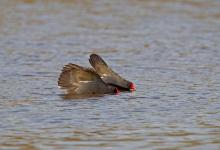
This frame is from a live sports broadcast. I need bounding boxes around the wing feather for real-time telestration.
[89,54,131,90]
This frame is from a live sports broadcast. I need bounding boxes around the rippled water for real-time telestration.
[0,0,220,149]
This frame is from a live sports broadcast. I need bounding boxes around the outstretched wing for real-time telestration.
[58,63,113,94]
[89,54,132,90]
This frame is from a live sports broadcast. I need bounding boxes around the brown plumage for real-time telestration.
[58,63,118,95]
[89,54,135,91]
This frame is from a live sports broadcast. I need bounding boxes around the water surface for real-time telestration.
[0,0,220,149]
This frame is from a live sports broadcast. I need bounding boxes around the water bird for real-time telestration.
[58,54,135,95]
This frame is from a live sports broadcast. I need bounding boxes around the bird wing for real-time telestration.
[89,54,131,90]
[58,63,107,93]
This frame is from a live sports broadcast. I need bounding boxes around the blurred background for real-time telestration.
[0,0,220,149]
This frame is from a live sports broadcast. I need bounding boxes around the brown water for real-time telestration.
[0,0,220,149]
